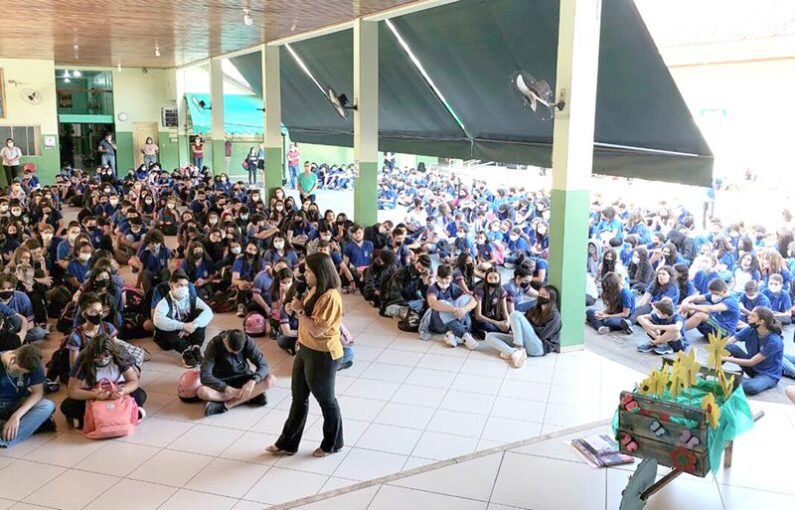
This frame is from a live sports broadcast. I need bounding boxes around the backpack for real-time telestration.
[56,301,79,334]
[244,312,267,337]
[207,289,238,314]
[0,316,21,351]
[177,370,202,402]
[83,379,139,439]
[397,309,421,332]
[122,285,146,314]
[118,312,149,341]
[47,286,72,318]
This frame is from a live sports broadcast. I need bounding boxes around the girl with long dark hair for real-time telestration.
[268,253,344,458]
[586,272,635,334]
[472,267,509,338]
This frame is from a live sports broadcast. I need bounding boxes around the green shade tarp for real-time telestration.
[185,93,287,135]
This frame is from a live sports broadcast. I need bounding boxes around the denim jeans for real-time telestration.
[629,303,653,323]
[783,353,795,379]
[515,300,535,313]
[143,155,157,167]
[725,343,779,396]
[422,295,473,339]
[586,309,625,331]
[484,310,545,357]
[341,346,354,365]
[193,156,203,169]
[101,154,116,176]
[288,165,298,189]
[25,326,49,343]
[0,398,56,448]
[276,344,343,454]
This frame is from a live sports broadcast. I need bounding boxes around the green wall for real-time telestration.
[115,131,134,174]
[158,132,180,170]
[3,134,61,187]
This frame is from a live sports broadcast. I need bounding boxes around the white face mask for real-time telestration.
[320,235,332,242]
[79,253,92,262]
[509,235,519,242]
[631,255,640,264]
[231,247,242,255]
[273,241,285,250]
[173,287,189,300]
[437,282,450,291]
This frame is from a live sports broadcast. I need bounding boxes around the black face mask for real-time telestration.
[0,290,13,300]
[94,279,109,289]
[537,297,551,306]
[748,322,760,330]
[86,314,102,325]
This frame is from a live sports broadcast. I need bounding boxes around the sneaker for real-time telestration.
[462,333,478,350]
[247,393,268,407]
[620,319,634,335]
[337,361,354,371]
[236,304,246,317]
[597,326,610,335]
[43,378,60,394]
[190,345,203,364]
[636,342,655,353]
[420,330,432,342]
[500,352,511,360]
[444,331,458,348]
[397,307,409,321]
[137,408,147,422]
[510,349,527,368]
[205,401,228,416]
[182,349,198,368]
[653,344,674,355]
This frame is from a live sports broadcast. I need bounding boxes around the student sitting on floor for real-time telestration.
[586,272,635,335]
[761,273,792,325]
[737,280,770,328]
[472,267,509,338]
[679,277,740,338]
[419,264,479,349]
[362,250,396,308]
[198,330,276,416]
[484,283,561,368]
[722,307,787,396]
[629,265,679,323]
[636,297,687,355]
[0,345,56,448]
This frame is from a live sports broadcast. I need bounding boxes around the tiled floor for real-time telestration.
[0,292,651,509]
[282,401,795,510]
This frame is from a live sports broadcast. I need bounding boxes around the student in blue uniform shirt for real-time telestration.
[594,206,624,241]
[738,280,771,327]
[134,230,171,292]
[627,212,651,244]
[636,298,687,355]
[629,266,680,323]
[386,227,411,268]
[232,242,266,317]
[503,266,538,314]
[419,264,479,348]
[340,224,373,292]
[690,254,721,295]
[263,233,299,274]
[0,275,47,343]
[66,241,94,290]
[761,273,792,325]
[586,272,635,334]
[0,345,56,448]
[723,307,786,395]
[680,278,740,338]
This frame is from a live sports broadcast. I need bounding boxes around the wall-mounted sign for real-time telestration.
[44,135,56,149]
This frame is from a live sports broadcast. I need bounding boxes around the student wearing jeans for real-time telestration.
[722,307,788,396]
[485,284,561,368]
[419,264,479,349]
[679,277,740,337]
[586,272,635,335]
[0,345,56,448]
[267,253,345,458]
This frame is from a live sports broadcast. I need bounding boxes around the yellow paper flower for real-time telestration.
[676,348,702,390]
[704,332,730,372]
[669,358,684,398]
[718,369,735,398]
[701,393,721,429]
[652,366,670,397]
[637,374,655,395]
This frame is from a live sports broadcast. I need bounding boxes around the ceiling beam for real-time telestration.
[362,0,461,22]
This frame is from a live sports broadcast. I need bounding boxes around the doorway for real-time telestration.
[59,123,114,170]
[133,122,158,168]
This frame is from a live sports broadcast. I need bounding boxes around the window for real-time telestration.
[0,126,41,156]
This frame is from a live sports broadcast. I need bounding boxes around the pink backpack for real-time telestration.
[340,323,354,346]
[177,370,202,402]
[244,312,267,337]
[83,379,139,439]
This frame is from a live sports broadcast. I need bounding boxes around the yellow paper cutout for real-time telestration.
[704,332,731,372]
[701,393,721,429]
[676,348,701,390]
[718,369,735,398]
[668,358,684,398]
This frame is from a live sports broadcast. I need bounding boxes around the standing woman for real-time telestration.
[245,147,259,187]
[267,253,344,458]
[1,138,23,185]
[192,135,204,169]
[141,137,159,167]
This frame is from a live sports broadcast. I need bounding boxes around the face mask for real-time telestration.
[252,196,260,202]
[320,235,332,242]
[710,294,723,303]
[476,239,485,245]
[42,233,53,242]
[150,243,161,252]
[509,235,519,242]
[173,287,189,300]
[95,358,112,368]
[193,250,203,258]
[79,253,92,262]
[11,210,21,217]
[0,290,13,300]
[631,256,640,265]
[168,204,176,209]
[520,282,531,289]
[145,199,153,205]
[537,297,551,306]
[94,279,109,288]
[0,206,7,213]
[209,218,218,225]
[240,215,249,220]
[437,283,450,291]
[748,321,760,330]
[231,247,242,255]
[276,206,284,211]
[246,251,257,258]
[86,314,102,325]
[537,229,547,236]
[110,200,118,206]
[273,241,285,250]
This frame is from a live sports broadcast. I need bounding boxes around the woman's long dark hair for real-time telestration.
[79,333,128,387]
[673,263,691,300]
[662,242,679,266]
[304,253,341,316]
[649,266,674,296]
[271,267,295,303]
[600,249,617,278]
[753,306,783,335]
[526,283,559,325]
[477,267,504,320]
[601,272,623,313]
[455,252,475,289]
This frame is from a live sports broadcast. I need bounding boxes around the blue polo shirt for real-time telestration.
[232,256,265,281]
[620,288,636,313]
[67,259,91,283]
[649,312,687,351]
[0,291,34,321]
[650,284,680,305]
[740,293,771,315]
[264,249,299,270]
[693,270,721,295]
[343,241,374,268]
[733,327,784,382]
[711,294,740,334]
[137,245,171,274]
[427,283,465,303]
[0,352,45,401]
[762,289,792,314]
[252,270,274,297]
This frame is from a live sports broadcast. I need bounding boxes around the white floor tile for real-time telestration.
[167,424,244,456]
[452,373,504,395]
[389,384,447,408]
[481,416,542,443]
[274,445,350,476]
[404,367,457,389]
[427,409,488,438]
[303,417,370,447]
[417,353,467,373]
[606,468,725,510]
[490,396,546,423]
[74,441,160,477]
[368,485,488,510]
[83,479,177,510]
[120,417,194,448]
[358,362,413,383]
[160,489,238,510]
[23,469,119,510]
[543,402,601,428]
[459,358,509,378]
[251,408,317,435]
[498,380,550,402]
[244,466,328,505]
[128,448,214,487]
[219,431,281,465]
[375,402,435,430]
[336,395,386,422]
[0,459,65,501]
[333,448,408,481]
[439,391,497,415]
[23,431,105,467]
[184,458,271,498]
[375,348,425,367]
[291,486,379,510]
[391,452,503,501]
[720,484,795,510]
[357,423,423,455]
[343,379,400,401]
[411,431,479,460]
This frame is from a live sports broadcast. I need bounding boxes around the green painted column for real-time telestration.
[547,0,602,350]
[265,147,283,192]
[262,45,283,198]
[158,132,179,170]
[211,139,226,175]
[353,19,379,226]
[116,131,134,174]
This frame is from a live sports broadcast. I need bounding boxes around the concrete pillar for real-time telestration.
[210,57,225,173]
[262,45,283,196]
[353,19,379,226]
[548,0,602,350]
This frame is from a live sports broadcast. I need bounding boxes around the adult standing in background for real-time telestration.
[245,147,259,187]
[224,138,233,173]
[257,143,266,185]
[287,143,300,189]
[297,162,318,203]
[97,132,117,176]
[1,138,22,186]
[141,137,159,168]
[192,135,204,169]
[267,253,344,457]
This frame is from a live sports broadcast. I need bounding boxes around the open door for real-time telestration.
[132,122,158,168]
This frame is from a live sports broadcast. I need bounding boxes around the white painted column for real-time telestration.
[262,45,283,196]
[353,18,379,225]
[209,57,226,173]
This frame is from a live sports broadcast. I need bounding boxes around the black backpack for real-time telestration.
[47,286,72,318]
[397,309,421,333]
[56,301,79,334]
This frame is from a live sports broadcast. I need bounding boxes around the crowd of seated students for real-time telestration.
[3,160,795,451]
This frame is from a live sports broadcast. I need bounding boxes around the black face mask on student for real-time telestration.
[0,290,13,300]
[86,314,102,325]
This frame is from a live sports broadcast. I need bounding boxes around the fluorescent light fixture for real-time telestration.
[72,70,82,77]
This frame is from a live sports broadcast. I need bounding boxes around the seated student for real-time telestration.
[153,270,214,368]
[66,240,94,290]
[484,283,562,367]
[380,253,432,318]
[472,267,509,338]
[723,307,786,396]
[761,273,792,325]
[0,274,48,343]
[474,231,498,278]
[627,246,655,294]
[419,264,479,349]
[504,265,538,314]
[738,280,771,327]
[63,292,119,368]
[268,268,295,333]
[636,298,687,355]
[362,250,396,308]
[452,253,476,295]
[629,266,679,323]
[133,230,171,292]
[232,241,266,317]
[60,334,146,429]
[340,224,374,293]
[198,330,276,416]
[690,254,721,295]
[731,253,761,293]
[263,233,299,274]
[181,240,217,300]
[679,278,740,338]
[0,345,56,448]
[276,286,300,355]
[673,263,696,303]
[586,272,635,335]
